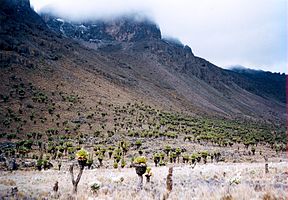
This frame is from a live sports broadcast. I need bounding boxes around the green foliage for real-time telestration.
[113,161,118,169]
[135,140,142,148]
[90,183,101,193]
[146,167,151,173]
[32,92,48,103]
[36,159,43,167]
[201,151,209,158]
[175,147,181,155]
[133,156,147,164]
[121,159,126,168]
[7,134,16,140]
[87,158,93,165]
[191,153,199,163]
[76,148,89,160]
[67,147,76,154]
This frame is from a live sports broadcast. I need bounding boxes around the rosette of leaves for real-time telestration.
[133,156,147,165]
[90,183,101,194]
[153,153,160,167]
[120,140,129,155]
[251,146,256,155]
[182,153,189,163]
[113,161,118,169]
[57,146,65,153]
[100,147,106,156]
[146,167,152,174]
[164,145,171,156]
[214,152,221,162]
[159,159,166,166]
[93,145,101,152]
[201,151,209,164]
[191,153,198,164]
[108,150,113,159]
[87,154,94,169]
[121,158,126,168]
[108,146,115,151]
[42,159,49,170]
[145,167,152,182]
[133,156,147,177]
[67,147,76,155]
[76,148,89,167]
[97,154,104,167]
[169,152,177,163]
[135,140,142,149]
[175,147,181,163]
[113,148,122,163]
[36,159,43,171]
[159,152,165,160]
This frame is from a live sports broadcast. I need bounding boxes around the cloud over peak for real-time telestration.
[31,0,287,73]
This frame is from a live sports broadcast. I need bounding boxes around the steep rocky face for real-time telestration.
[0,0,46,29]
[42,15,161,43]
[230,67,286,103]
[1,0,31,10]
[41,13,286,105]
[0,0,49,69]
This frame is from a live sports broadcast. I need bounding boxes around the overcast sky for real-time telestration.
[30,0,287,73]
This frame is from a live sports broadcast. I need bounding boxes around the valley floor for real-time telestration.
[0,161,287,200]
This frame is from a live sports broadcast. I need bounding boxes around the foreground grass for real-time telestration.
[0,161,287,199]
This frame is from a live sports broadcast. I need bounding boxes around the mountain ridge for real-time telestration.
[0,0,285,129]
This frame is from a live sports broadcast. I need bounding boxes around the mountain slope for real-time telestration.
[40,12,285,122]
[229,66,286,103]
[0,0,286,134]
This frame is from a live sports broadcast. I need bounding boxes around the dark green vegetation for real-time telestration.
[0,76,285,169]
[0,0,286,170]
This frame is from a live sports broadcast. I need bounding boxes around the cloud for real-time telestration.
[30,0,287,73]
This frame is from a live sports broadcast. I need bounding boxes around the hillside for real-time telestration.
[0,1,287,199]
[0,0,286,144]
[40,12,286,123]
[229,66,286,103]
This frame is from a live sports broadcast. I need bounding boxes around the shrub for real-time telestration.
[191,153,199,164]
[251,146,256,155]
[201,151,209,164]
[67,147,76,154]
[134,156,147,164]
[164,145,171,156]
[182,154,189,163]
[113,161,118,169]
[7,134,16,140]
[143,164,149,170]
[135,140,142,148]
[76,148,89,160]
[90,183,101,193]
[153,153,160,166]
[36,159,43,170]
[121,159,126,168]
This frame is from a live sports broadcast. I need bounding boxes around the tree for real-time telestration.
[70,148,89,194]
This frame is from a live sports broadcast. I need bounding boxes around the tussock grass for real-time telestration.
[0,161,287,199]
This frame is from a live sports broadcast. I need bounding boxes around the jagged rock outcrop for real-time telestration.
[42,15,161,43]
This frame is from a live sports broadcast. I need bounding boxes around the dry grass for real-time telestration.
[0,161,287,200]
[0,178,16,186]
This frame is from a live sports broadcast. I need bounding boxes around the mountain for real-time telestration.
[229,66,286,103]
[0,0,286,140]
[40,12,286,121]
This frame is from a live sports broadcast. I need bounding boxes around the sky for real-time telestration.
[30,0,287,73]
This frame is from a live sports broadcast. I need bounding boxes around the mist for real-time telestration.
[30,0,287,73]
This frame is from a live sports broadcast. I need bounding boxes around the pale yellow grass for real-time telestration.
[0,161,287,200]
